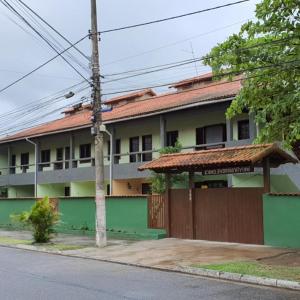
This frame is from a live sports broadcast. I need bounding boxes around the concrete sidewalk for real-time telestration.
[2,229,300,290]
[65,238,289,269]
[0,229,288,269]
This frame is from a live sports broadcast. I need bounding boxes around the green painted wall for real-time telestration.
[233,174,299,192]
[59,197,148,232]
[37,183,68,198]
[115,117,161,164]
[0,196,165,239]
[171,173,227,189]
[59,198,95,232]
[263,194,300,248]
[70,181,95,197]
[58,197,165,239]
[106,197,148,230]
[8,186,34,198]
[270,175,299,193]
[0,199,35,228]
[166,109,226,148]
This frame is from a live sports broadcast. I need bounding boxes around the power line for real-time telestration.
[0,34,89,94]
[0,98,91,137]
[4,63,298,137]
[102,59,204,84]
[0,86,89,126]
[100,0,250,34]
[103,58,201,77]
[0,84,89,127]
[0,68,77,80]
[101,35,298,84]
[1,9,40,41]
[1,0,90,83]
[3,0,90,78]
[102,59,300,97]
[17,0,90,61]
[11,0,90,73]
[0,81,86,120]
[102,18,253,67]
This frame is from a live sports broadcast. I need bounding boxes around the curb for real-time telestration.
[176,266,300,291]
[1,243,300,292]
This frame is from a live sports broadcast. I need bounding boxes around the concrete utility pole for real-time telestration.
[90,0,106,247]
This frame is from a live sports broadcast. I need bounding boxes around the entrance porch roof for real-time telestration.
[138,143,298,173]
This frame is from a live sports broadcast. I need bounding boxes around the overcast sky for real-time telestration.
[0,0,260,131]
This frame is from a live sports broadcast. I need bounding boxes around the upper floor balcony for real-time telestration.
[0,103,257,186]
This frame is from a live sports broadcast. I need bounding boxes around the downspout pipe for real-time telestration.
[25,138,37,198]
[105,129,113,196]
[99,125,113,195]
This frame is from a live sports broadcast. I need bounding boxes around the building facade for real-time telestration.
[0,74,298,198]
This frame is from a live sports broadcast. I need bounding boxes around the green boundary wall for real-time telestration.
[0,198,36,229]
[0,197,166,240]
[263,194,300,248]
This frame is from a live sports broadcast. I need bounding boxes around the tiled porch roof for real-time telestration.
[138,144,298,172]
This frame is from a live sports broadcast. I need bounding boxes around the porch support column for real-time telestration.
[110,125,116,195]
[249,112,257,140]
[226,118,233,143]
[164,173,171,237]
[36,140,40,189]
[226,118,233,187]
[263,158,271,193]
[188,171,195,239]
[160,115,166,149]
[70,134,74,168]
[7,144,11,175]
[227,175,233,188]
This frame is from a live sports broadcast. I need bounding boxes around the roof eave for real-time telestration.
[104,96,235,125]
[0,124,92,145]
[0,95,236,145]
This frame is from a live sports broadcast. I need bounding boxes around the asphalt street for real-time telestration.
[0,246,299,300]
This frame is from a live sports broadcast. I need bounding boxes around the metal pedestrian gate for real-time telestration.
[169,188,264,245]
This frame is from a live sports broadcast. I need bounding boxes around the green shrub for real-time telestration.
[11,197,59,243]
[150,141,185,194]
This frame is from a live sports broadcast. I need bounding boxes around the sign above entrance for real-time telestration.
[202,166,254,176]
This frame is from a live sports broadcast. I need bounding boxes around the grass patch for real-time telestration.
[194,261,300,282]
[0,236,87,251]
[0,236,32,245]
[47,244,86,251]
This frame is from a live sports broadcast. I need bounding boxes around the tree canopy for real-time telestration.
[204,0,300,147]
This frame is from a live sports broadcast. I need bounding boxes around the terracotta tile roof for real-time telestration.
[170,72,213,88]
[138,144,298,172]
[103,79,240,122]
[105,89,156,105]
[0,75,241,143]
[0,110,92,143]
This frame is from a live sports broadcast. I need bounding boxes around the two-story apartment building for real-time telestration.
[0,73,299,198]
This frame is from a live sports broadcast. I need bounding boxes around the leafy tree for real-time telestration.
[12,197,59,243]
[204,0,300,147]
[150,141,186,194]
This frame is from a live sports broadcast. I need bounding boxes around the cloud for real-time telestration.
[0,0,259,123]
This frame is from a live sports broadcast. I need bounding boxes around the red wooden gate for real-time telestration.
[148,195,165,229]
[168,188,264,244]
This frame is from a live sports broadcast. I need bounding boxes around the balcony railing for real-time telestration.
[0,140,248,176]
